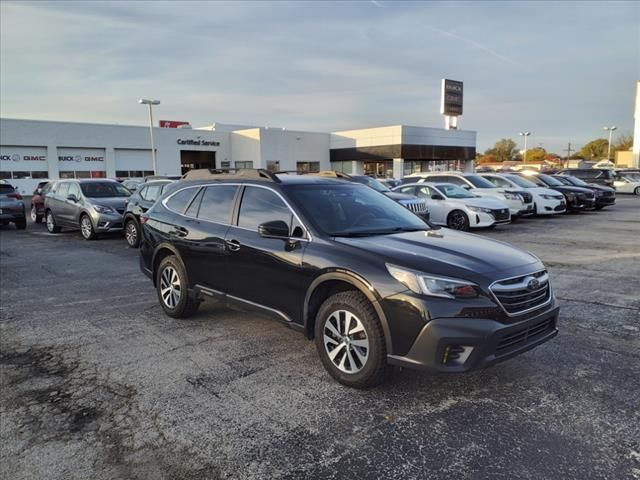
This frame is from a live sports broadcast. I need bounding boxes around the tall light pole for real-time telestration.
[603,125,617,162]
[139,98,161,174]
[519,131,531,162]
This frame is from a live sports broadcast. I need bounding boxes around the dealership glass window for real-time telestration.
[235,161,254,169]
[238,186,292,231]
[31,171,48,179]
[59,171,75,179]
[363,161,392,177]
[332,161,353,174]
[0,171,11,179]
[198,186,238,224]
[266,161,280,173]
[116,170,129,178]
[11,171,30,179]
[76,171,91,179]
[296,162,320,173]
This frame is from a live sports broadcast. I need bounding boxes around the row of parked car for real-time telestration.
[1,167,637,239]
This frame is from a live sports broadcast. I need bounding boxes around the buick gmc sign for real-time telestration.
[0,154,46,161]
[58,155,104,162]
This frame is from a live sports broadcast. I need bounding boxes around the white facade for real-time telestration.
[633,80,640,169]
[1,118,476,194]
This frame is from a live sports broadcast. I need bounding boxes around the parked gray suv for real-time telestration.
[44,179,131,240]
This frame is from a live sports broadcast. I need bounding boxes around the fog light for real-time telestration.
[442,345,474,366]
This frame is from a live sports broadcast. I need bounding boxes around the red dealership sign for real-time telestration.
[159,120,190,128]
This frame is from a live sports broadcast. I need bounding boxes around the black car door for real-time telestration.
[224,185,308,323]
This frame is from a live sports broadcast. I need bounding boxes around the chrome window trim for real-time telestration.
[489,269,552,317]
[161,182,312,241]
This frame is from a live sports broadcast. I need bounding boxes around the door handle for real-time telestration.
[173,226,189,237]
[225,239,241,252]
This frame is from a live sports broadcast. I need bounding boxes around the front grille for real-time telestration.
[490,270,551,315]
[519,191,533,203]
[602,191,614,197]
[554,204,565,211]
[491,208,510,221]
[495,318,554,355]
[402,200,427,214]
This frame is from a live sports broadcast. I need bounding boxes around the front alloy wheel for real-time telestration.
[323,310,369,374]
[447,210,470,231]
[80,215,96,240]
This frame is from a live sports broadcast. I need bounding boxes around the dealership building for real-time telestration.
[0,117,476,193]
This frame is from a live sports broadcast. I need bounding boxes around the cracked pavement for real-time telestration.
[1,196,639,479]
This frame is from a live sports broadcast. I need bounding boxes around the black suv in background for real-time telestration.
[139,169,559,388]
[515,172,596,211]
[123,179,175,247]
[0,181,26,229]
[556,168,615,187]
[552,175,615,210]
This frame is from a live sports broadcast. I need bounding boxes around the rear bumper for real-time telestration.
[387,305,559,372]
[0,205,25,221]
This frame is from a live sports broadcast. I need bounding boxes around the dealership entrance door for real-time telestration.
[180,150,216,175]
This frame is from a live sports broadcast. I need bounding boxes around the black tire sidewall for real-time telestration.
[447,210,470,231]
[156,256,196,318]
[125,218,140,248]
[314,291,387,388]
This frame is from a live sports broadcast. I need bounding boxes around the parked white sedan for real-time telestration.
[479,173,567,215]
[394,182,511,231]
[614,175,640,195]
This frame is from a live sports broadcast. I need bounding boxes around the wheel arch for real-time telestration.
[303,270,393,354]
[151,243,185,287]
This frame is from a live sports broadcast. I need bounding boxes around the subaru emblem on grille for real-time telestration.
[527,278,540,291]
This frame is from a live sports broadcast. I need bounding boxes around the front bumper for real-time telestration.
[566,197,596,211]
[596,196,616,207]
[536,198,566,215]
[517,203,535,216]
[90,211,124,232]
[387,305,559,372]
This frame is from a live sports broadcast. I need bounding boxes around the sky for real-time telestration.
[1,0,638,153]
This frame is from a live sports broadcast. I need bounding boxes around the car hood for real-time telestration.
[528,187,564,196]
[383,191,420,201]
[334,228,541,280]
[587,184,614,192]
[86,197,129,209]
[548,185,594,195]
[453,196,508,209]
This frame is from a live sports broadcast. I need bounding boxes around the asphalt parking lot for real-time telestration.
[1,197,639,480]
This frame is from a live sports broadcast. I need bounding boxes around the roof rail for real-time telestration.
[180,168,280,182]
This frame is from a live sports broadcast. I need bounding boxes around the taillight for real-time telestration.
[8,192,22,200]
[140,215,149,225]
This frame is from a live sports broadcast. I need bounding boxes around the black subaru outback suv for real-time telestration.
[140,169,559,388]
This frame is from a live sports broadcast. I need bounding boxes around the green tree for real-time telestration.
[577,138,609,161]
[485,139,521,163]
[523,147,547,163]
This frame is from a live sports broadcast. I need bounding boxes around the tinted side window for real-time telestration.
[165,187,200,214]
[417,186,434,197]
[68,183,81,198]
[238,187,292,231]
[143,185,162,201]
[198,186,238,224]
[396,186,416,195]
[487,176,511,188]
[185,188,204,217]
[444,175,467,186]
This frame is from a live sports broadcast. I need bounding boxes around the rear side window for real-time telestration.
[238,187,292,231]
[56,182,70,197]
[198,186,238,224]
[68,183,81,198]
[142,185,162,201]
[485,176,511,188]
[165,187,200,214]
[396,186,416,195]
[0,184,15,193]
[417,186,435,197]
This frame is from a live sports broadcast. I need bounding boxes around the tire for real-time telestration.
[80,214,96,240]
[314,290,388,388]
[156,255,200,318]
[124,218,140,248]
[46,211,61,233]
[447,210,470,231]
[14,217,27,230]
[595,205,605,210]
[635,187,640,196]
[31,205,43,223]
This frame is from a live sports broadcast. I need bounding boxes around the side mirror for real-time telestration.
[67,194,78,203]
[431,194,444,200]
[36,188,43,195]
[461,184,471,190]
[258,220,290,239]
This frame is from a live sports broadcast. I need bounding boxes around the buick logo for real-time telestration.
[527,278,540,291]
[11,154,20,162]
[74,155,82,163]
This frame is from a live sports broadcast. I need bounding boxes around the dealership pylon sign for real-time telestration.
[441,79,463,130]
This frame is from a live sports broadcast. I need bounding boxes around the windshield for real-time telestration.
[80,182,131,198]
[286,183,428,236]
[537,174,564,186]
[351,176,390,193]
[465,175,497,188]
[435,183,477,199]
[562,175,589,187]
[503,174,538,188]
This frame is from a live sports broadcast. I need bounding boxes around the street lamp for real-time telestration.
[603,126,617,162]
[519,132,531,162]
[139,98,161,174]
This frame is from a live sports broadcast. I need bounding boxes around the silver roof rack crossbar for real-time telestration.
[180,168,280,182]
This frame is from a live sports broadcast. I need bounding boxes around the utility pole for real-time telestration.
[563,142,575,168]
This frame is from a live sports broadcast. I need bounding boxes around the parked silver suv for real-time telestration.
[44,179,131,240]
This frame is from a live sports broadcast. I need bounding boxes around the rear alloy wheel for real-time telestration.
[124,218,140,248]
[635,187,640,196]
[447,210,470,231]
[46,211,61,233]
[31,205,43,223]
[80,215,96,240]
[315,291,388,388]
[156,256,200,318]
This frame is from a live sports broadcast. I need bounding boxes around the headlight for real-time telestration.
[93,205,114,214]
[467,205,492,214]
[386,264,480,299]
[503,192,521,201]
[540,194,556,199]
